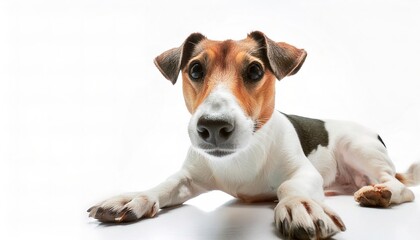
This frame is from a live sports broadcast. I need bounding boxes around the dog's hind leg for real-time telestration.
[354,173,414,207]
[337,135,417,207]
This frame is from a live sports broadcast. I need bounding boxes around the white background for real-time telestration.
[1,0,420,239]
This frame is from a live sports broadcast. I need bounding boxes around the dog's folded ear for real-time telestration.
[248,31,307,80]
[154,33,206,84]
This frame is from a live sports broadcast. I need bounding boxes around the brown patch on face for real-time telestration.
[230,68,276,130]
[181,48,218,113]
[181,38,277,130]
[217,40,234,69]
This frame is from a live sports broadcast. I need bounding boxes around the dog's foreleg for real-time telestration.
[274,164,346,240]
[88,169,207,223]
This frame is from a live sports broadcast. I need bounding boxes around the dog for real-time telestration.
[88,31,420,240]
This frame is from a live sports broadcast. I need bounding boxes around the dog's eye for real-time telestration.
[189,62,204,81]
[246,62,264,82]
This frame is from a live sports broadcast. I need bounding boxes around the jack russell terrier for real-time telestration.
[88,31,420,240]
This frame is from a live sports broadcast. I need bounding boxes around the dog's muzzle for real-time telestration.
[188,85,255,158]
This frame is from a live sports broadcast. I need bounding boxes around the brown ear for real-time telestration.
[154,33,206,84]
[248,31,307,80]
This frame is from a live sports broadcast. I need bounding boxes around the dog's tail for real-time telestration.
[396,161,420,186]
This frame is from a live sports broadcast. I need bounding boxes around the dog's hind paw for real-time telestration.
[274,196,345,240]
[87,193,159,223]
[354,185,392,208]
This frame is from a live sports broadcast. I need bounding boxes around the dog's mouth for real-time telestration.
[197,148,235,158]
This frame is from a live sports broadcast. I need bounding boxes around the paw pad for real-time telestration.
[354,185,392,207]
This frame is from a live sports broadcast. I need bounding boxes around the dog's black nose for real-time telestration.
[197,116,235,145]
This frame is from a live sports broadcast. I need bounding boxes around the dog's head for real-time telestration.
[154,31,306,158]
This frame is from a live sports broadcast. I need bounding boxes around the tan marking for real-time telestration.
[395,173,407,185]
[146,203,158,218]
[301,201,312,214]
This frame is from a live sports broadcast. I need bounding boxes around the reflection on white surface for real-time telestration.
[85,191,420,240]
[185,191,235,213]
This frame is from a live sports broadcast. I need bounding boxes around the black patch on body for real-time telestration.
[282,112,329,156]
[377,135,386,148]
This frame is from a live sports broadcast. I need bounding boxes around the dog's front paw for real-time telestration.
[87,193,159,223]
[274,197,346,240]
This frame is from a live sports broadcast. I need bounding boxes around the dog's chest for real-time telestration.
[207,149,288,201]
[201,112,299,201]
